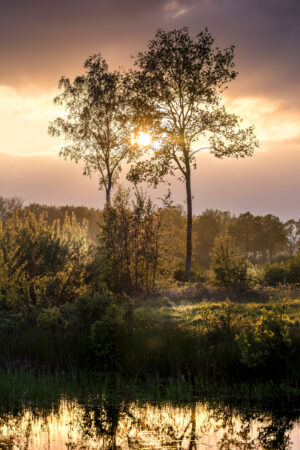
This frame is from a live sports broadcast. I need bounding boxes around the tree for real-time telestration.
[49,54,134,202]
[0,196,23,221]
[193,209,230,267]
[285,219,299,256]
[260,214,287,262]
[128,28,258,280]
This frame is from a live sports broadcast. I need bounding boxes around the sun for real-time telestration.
[131,131,152,147]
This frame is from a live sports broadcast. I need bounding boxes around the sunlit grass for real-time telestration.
[133,298,300,328]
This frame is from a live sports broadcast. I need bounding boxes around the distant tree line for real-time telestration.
[1,196,299,274]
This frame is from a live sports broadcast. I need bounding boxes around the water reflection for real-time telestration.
[0,397,299,449]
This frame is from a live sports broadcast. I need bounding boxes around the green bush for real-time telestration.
[285,253,300,284]
[0,210,89,313]
[263,264,285,286]
[236,301,293,372]
[37,307,63,331]
[210,234,250,291]
[90,304,124,369]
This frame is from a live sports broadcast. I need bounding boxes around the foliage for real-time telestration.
[229,213,287,262]
[263,252,300,286]
[285,252,300,284]
[193,209,230,267]
[99,187,176,293]
[49,54,135,201]
[90,304,124,369]
[236,301,293,371]
[37,306,63,331]
[263,263,285,287]
[210,234,250,291]
[25,203,103,241]
[0,210,89,313]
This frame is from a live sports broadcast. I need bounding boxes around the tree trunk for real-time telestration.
[105,182,112,205]
[185,163,192,281]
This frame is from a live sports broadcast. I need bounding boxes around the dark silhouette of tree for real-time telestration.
[128,28,258,280]
[49,54,134,203]
[0,196,23,221]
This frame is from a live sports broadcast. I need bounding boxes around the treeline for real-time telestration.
[1,196,298,268]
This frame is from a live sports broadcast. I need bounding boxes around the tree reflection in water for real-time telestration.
[0,397,299,449]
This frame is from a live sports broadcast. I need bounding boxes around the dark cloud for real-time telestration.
[1,0,300,105]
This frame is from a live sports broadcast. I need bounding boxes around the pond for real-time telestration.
[1,389,300,449]
[1,372,300,449]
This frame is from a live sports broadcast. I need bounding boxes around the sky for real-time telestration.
[0,0,299,219]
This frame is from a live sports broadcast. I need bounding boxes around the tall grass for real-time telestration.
[2,298,300,384]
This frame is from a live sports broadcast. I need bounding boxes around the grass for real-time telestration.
[2,369,300,408]
[1,290,300,383]
[132,296,300,327]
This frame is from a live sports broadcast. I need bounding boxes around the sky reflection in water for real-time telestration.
[1,398,300,449]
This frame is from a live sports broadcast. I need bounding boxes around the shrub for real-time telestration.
[99,187,175,294]
[0,210,89,313]
[263,263,285,286]
[210,234,250,291]
[236,301,293,371]
[285,252,300,284]
[90,304,124,369]
[37,307,63,331]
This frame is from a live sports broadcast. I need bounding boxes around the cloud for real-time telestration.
[0,85,62,156]
[224,96,300,142]
[164,1,190,17]
[0,86,61,121]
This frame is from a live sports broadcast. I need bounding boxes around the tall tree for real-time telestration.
[49,54,134,203]
[128,28,258,280]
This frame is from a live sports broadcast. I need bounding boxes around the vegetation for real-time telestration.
[99,187,176,293]
[0,198,299,383]
[1,27,299,389]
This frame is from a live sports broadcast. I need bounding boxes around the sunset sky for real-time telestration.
[0,0,299,219]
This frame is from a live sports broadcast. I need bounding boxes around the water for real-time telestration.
[1,394,300,449]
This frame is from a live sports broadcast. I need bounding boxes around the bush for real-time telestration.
[90,304,124,369]
[210,234,250,291]
[0,210,89,313]
[285,253,300,284]
[99,187,175,294]
[173,266,206,283]
[263,253,300,286]
[236,301,293,372]
[263,264,285,286]
[37,307,63,331]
